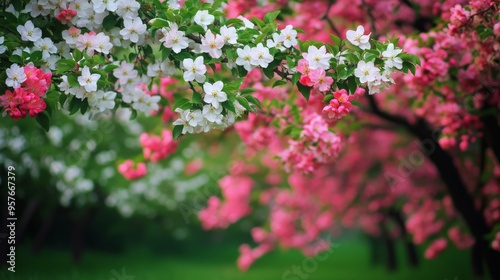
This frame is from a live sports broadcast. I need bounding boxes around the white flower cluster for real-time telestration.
[173,81,247,134]
[2,0,303,132]
[347,26,403,95]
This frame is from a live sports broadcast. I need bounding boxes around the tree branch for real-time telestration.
[322,0,342,37]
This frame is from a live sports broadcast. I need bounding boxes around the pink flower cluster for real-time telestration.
[405,200,444,244]
[279,113,342,173]
[56,9,77,25]
[237,242,273,271]
[1,66,51,120]
[139,130,178,162]
[198,175,254,230]
[297,59,333,92]
[447,226,474,249]
[424,238,448,259]
[322,89,353,120]
[118,160,147,180]
[492,232,500,251]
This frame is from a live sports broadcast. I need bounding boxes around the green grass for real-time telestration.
[1,237,479,280]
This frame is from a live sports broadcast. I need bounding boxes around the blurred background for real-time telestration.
[0,104,480,280]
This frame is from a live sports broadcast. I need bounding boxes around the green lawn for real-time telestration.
[1,237,479,280]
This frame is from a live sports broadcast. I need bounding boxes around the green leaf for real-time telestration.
[162,47,172,61]
[80,99,89,115]
[294,27,306,34]
[129,109,138,120]
[102,14,119,30]
[263,66,275,79]
[222,100,236,113]
[56,59,76,74]
[59,93,68,106]
[148,18,169,29]
[297,83,311,101]
[272,80,287,88]
[67,75,79,87]
[73,49,83,62]
[330,34,341,46]
[172,51,192,61]
[36,113,50,132]
[9,55,23,64]
[291,72,300,85]
[173,98,190,110]
[186,25,205,34]
[29,51,43,63]
[240,88,255,95]
[403,61,416,75]
[173,125,184,140]
[351,100,363,108]
[192,91,203,104]
[323,94,334,103]
[225,18,243,26]
[264,11,280,23]
[69,97,81,115]
[236,96,251,111]
[251,17,266,29]
[347,75,357,94]
[104,64,119,72]
[245,95,262,111]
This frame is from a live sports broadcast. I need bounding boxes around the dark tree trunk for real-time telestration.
[472,241,485,277]
[381,222,397,271]
[367,95,500,279]
[367,235,383,266]
[71,207,95,263]
[480,113,500,165]
[32,208,57,253]
[388,209,419,267]
[17,198,41,243]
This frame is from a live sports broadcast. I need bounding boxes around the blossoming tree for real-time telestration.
[1,0,499,279]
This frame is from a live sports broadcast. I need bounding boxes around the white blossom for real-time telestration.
[236,46,254,71]
[250,43,273,68]
[182,57,207,83]
[116,0,140,19]
[160,23,189,53]
[346,25,371,50]
[6,64,26,88]
[266,33,285,51]
[200,30,224,58]
[17,20,42,42]
[194,10,214,31]
[280,25,298,48]
[0,37,7,54]
[120,17,146,43]
[220,26,238,45]
[34,38,57,60]
[92,0,118,13]
[78,66,100,92]
[382,43,403,70]
[203,81,227,108]
[354,61,379,83]
[306,46,333,70]
[113,61,138,85]
[202,104,223,123]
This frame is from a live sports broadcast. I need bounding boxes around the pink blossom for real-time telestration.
[309,68,333,92]
[322,89,353,120]
[139,130,178,162]
[118,160,147,180]
[56,9,77,25]
[424,238,448,259]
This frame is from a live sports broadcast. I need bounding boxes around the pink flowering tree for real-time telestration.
[1,0,500,279]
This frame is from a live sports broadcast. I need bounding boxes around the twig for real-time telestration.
[360,0,379,38]
[322,0,341,37]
